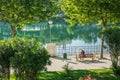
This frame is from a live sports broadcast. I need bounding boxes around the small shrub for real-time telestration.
[111,65,120,76]
[63,63,74,80]
[63,63,72,76]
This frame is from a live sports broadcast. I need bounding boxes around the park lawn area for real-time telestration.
[10,69,120,80]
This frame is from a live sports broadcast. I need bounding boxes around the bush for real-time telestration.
[0,40,14,80]
[0,37,51,80]
[111,62,120,76]
[10,38,51,80]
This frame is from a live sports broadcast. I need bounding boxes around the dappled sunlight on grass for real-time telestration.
[39,71,65,80]
[10,69,120,80]
[39,69,120,80]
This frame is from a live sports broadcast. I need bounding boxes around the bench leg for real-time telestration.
[80,58,84,61]
[76,55,78,61]
[82,58,84,61]
[92,57,94,62]
[79,57,81,61]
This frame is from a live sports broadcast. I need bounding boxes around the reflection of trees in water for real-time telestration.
[17,23,100,45]
[0,21,100,45]
[72,24,101,44]
[0,22,12,40]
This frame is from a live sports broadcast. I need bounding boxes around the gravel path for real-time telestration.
[47,54,112,71]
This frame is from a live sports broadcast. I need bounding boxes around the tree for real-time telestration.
[0,0,57,37]
[58,0,120,58]
[103,26,120,76]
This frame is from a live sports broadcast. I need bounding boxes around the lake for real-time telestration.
[0,22,108,55]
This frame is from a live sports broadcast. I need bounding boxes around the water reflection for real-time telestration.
[0,22,11,40]
[0,21,101,46]
[0,21,109,54]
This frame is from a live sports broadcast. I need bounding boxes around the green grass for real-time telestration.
[10,69,120,80]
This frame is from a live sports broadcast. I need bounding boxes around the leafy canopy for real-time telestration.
[59,0,120,25]
[103,26,120,53]
[0,0,57,28]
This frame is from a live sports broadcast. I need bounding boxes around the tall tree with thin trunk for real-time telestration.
[0,0,57,37]
[58,0,120,58]
[103,26,120,76]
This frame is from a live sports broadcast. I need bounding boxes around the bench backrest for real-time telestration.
[79,54,94,58]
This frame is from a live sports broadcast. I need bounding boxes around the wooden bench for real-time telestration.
[79,54,95,61]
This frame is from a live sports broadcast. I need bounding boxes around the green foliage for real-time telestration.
[58,0,120,25]
[0,0,58,37]
[103,26,120,53]
[58,0,120,59]
[0,0,57,26]
[10,37,51,80]
[62,63,74,80]
[63,63,72,76]
[37,69,120,80]
[112,62,120,76]
[103,26,120,76]
[10,69,120,80]
[0,37,51,80]
[0,40,15,80]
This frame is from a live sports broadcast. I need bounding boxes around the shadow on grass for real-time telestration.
[39,69,120,80]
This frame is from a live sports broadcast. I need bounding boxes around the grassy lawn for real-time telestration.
[39,69,120,80]
[10,69,120,80]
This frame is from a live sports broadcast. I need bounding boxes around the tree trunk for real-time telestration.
[100,35,104,58]
[3,67,10,80]
[100,17,107,59]
[7,66,10,80]
[10,25,17,38]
